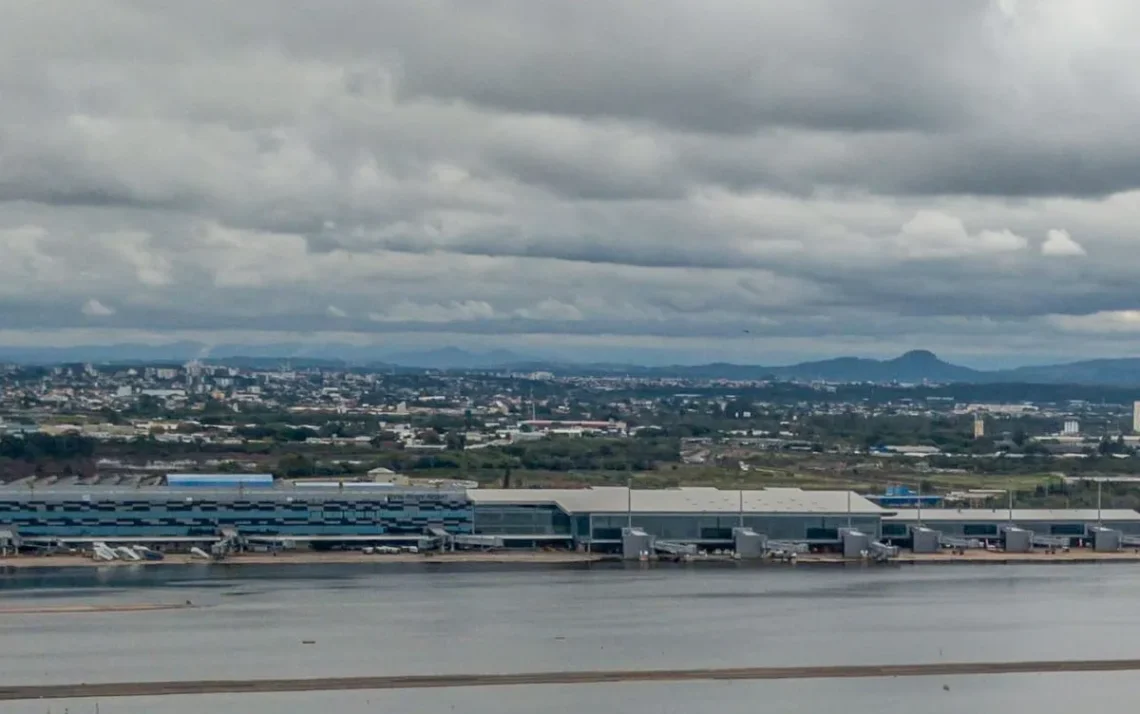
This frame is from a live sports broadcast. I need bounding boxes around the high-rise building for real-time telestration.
[1063,419,1079,436]
[1133,401,1140,434]
[973,415,985,439]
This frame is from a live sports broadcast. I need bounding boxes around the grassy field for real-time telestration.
[451,464,1063,495]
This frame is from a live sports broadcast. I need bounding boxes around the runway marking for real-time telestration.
[5,659,1140,700]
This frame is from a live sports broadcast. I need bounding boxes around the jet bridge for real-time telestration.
[1032,534,1070,549]
[764,540,808,562]
[654,540,698,557]
[869,541,899,560]
[765,540,809,554]
[211,527,243,559]
[942,535,984,549]
[425,527,453,551]
[0,525,20,555]
[452,534,505,549]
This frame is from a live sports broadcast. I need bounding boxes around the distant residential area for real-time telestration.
[3,360,1140,510]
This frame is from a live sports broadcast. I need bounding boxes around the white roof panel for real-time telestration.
[886,508,1140,523]
[468,487,883,515]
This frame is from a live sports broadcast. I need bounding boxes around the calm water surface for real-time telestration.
[3,562,1139,712]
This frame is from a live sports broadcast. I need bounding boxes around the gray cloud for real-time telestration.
[2,1,1140,363]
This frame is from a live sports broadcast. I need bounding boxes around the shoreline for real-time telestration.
[802,550,1140,565]
[5,549,1140,570]
[0,551,609,569]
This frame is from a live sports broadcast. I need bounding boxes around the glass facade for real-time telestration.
[584,514,881,542]
[881,522,908,537]
[885,519,1140,538]
[472,505,570,536]
[2,489,893,546]
[962,523,999,537]
[0,491,472,539]
[1050,523,1086,536]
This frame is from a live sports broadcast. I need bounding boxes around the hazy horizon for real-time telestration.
[0,340,1121,371]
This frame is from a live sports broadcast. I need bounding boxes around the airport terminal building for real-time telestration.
[3,476,1140,554]
[0,484,472,545]
[0,478,883,551]
[468,486,883,550]
[883,508,1140,544]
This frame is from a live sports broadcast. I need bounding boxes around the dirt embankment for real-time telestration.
[0,603,193,615]
[4,658,1140,701]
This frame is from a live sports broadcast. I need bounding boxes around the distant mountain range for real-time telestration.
[568,350,1140,386]
[490,350,985,382]
[5,343,1140,385]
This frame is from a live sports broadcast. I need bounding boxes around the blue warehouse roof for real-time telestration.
[165,473,274,487]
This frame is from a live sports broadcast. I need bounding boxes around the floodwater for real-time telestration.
[3,562,1140,712]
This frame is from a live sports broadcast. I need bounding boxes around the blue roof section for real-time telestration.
[885,485,917,497]
[165,474,274,487]
[867,495,944,507]
[866,485,944,507]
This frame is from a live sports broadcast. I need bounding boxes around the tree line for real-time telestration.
[276,436,683,477]
[0,433,96,461]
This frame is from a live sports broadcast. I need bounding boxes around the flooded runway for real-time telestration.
[6,657,1140,700]
[4,562,1140,711]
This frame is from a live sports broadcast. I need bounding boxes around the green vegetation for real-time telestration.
[8,367,1140,514]
[362,437,680,475]
[0,434,95,461]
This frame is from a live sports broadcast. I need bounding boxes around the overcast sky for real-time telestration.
[4,0,1140,365]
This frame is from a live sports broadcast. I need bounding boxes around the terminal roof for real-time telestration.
[468,486,883,515]
[886,508,1140,522]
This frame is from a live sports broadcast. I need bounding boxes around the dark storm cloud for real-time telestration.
[2,0,1140,360]
[380,0,987,135]
[681,131,1140,199]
